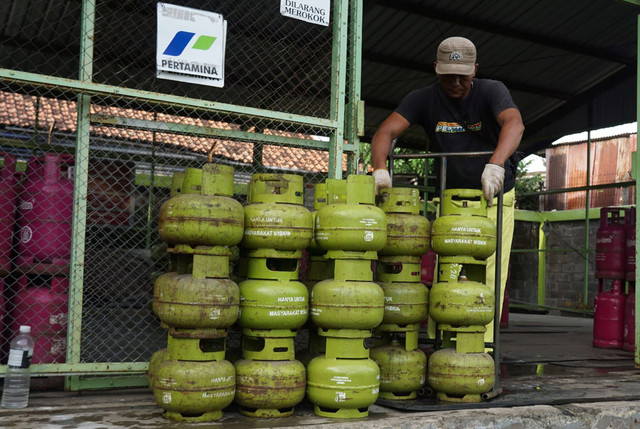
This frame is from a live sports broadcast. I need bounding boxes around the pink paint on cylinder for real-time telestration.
[0,153,19,275]
[625,207,635,282]
[0,277,5,346]
[420,249,436,286]
[623,286,635,352]
[16,153,74,267]
[593,279,626,349]
[595,207,627,280]
[8,274,68,364]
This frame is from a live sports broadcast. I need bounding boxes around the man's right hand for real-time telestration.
[373,169,392,194]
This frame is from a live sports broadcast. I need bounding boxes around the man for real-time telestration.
[370,36,524,347]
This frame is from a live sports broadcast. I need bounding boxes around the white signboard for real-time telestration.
[280,0,330,26]
[156,3,227,87]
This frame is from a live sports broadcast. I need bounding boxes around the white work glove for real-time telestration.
[372,168,392,195]
[481,163,505,207]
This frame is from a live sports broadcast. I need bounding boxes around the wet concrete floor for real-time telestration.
[1,312,640,428]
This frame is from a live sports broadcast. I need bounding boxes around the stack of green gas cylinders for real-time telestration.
[307,174,386,418]
[235,173,312,417]
[428,189,497,402]
[371,187,430,400]
[148,166,503,420]
[150,164,243,422]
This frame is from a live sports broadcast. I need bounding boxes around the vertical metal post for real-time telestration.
[538,221,547,306]
[635,14,640,368]
[34,96,41,142]
[145,118,156,250]
[439,157,447,216]
[67,0,95,391]
[423,162,429,216]
[584,112,592,306]
[433,156,448,351]
[345,0,363,175]
[493,189,504,392]
[328,0,349,179]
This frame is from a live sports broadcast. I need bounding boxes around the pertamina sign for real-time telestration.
[157,3,227,87]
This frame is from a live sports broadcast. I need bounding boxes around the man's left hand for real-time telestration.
[481,163,505,206]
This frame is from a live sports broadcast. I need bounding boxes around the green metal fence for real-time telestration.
[0,0,363,390]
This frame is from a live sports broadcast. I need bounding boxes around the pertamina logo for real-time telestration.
[163,31,216,56]
[160,31,219,77]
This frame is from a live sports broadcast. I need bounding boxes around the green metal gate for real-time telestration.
[0,0,363,390]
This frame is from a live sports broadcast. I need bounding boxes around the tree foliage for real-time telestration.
[359,143,430,175]
[515,159,544,210]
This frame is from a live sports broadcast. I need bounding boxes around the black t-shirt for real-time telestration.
[395,78,519,192]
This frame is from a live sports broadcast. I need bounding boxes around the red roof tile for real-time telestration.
[0,92,345,173]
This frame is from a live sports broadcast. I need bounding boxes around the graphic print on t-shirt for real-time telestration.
[435,121,482,133]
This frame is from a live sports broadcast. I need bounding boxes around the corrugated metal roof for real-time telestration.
[552,122,638,145]
[361,0,638,155]
[0,0,637,157]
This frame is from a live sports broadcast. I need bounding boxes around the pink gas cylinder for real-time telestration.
[593,279,626,349]
[419,250,436,333]
[420,249,436,286]
[595,207,628,279]
[16,153,74,274]
[623,286,635,352]
[0,277,5,346]
[0,153,19,275]
[500,266,511,329]
[626,207,636,283]
[8,274,68,363]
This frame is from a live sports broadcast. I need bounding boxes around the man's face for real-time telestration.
[437,73,474,99]
[434,63,477,100]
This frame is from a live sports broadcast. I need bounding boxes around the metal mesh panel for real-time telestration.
[91,1,333,118]
[0,89,333,366]
[0,1,83,80]
[0,0,345,372]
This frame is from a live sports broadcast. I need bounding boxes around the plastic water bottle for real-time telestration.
[1,325,35,409]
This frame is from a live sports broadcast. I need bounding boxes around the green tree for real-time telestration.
[515,159,544,210]
[359,143,431,175]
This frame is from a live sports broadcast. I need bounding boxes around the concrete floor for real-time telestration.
[1,312,640,429]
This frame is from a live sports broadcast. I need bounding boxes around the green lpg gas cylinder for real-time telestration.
[238,280,308,330]
[379,281,429,330]
[315,175,387,252]
[234,359,306,418]
[153,272,239,329]
[311,255,384,330]
[242,174,313,251]
[159,164,244,246]
[428,348,494,402]
[307,182,327,254]
[376,258,428,329]
[148,348,170,388]
[370,338,427,400]
[170,171,185,197]
[238,278,308,329]
[311,278,384,330]
[378,187,431,257]
[306,355,380,418]
[153,358,236,422]
[238,249,308,330]
[431,189,496,260]
[429,278,494,327]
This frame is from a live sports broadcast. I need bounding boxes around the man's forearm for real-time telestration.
[489,116,524,166]
[371,131,394,170]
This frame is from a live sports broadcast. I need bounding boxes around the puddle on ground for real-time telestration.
[501,362,635,379]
